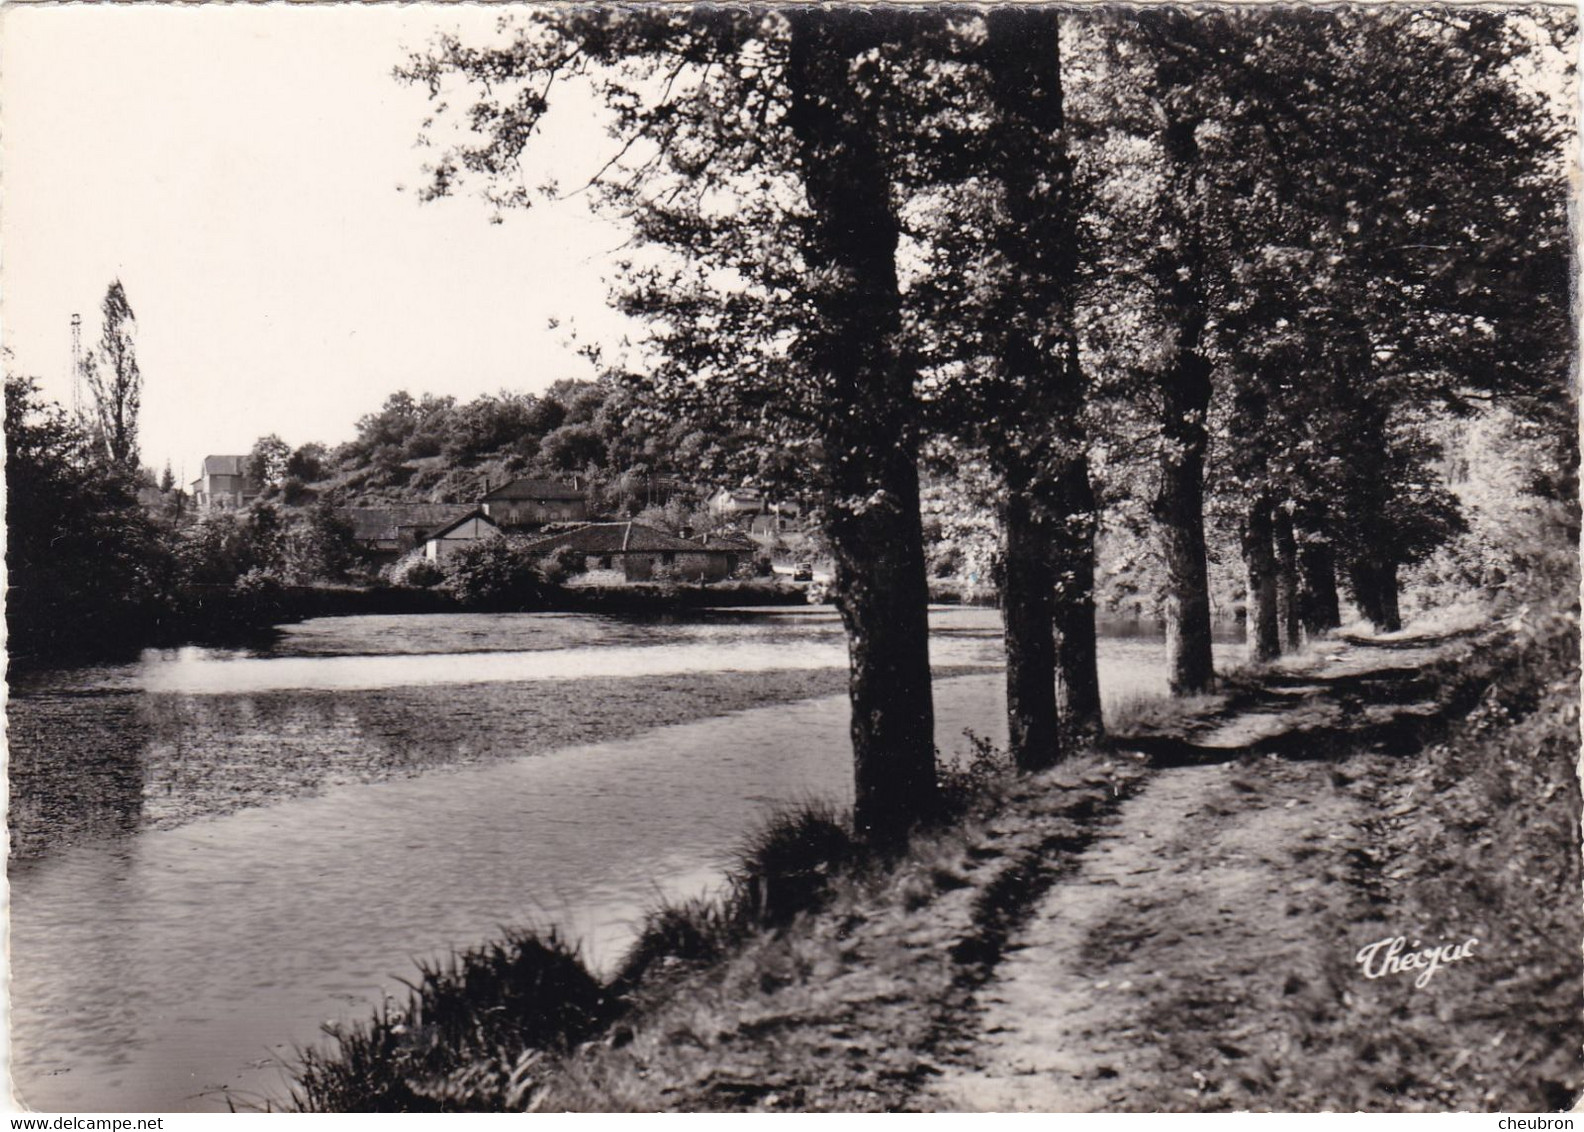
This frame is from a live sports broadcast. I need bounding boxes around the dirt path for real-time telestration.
[927,633,1466,1112]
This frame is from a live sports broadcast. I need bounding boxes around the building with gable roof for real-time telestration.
[190,455,260,512]
[519,521,736,582]
[420,510,502,562]
[343,504,475,563]
[479,477,588,528]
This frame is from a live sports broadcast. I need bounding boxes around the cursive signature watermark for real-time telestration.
[1355,934,1478,988]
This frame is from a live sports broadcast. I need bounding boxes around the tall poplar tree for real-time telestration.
[85,279,142,467]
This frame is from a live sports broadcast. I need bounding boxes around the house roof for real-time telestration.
[342,504,472,543]
[201,455,251,477]
[700,531,757,551]
[520,521,722,556]
[423,510,500,542]
[482,477,585,502]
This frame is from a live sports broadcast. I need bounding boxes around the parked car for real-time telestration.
[792,561,814,582]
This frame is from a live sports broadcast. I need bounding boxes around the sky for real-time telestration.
[1,3,641,482]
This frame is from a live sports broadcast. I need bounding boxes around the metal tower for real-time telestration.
[69,313,84,424]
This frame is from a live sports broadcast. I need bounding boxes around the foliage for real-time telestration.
[249,434,292,494]
[291,929,608,1113]
[176,500,357,587]
[286,442,328,483]
[441,536,549,608]
[387,552,446,589]
[937,731,1017,813]
[1402,404,1580,616]
[280,502,360,583]
[5,373,174,654]
[536,544,586,587]
[82,279,143,467]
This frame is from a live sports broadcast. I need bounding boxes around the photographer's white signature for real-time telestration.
[1355,935,1478,988]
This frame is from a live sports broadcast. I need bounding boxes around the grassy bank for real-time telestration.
[287,607,1581,1112]
[1259,605,1583,1110]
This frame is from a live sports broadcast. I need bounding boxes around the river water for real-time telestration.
[6,606,1237,1112]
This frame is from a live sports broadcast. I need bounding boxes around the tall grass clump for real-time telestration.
[291,928,607,1112]
[614,801,858,990]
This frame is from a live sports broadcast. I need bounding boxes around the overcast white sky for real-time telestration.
[2,3,641,481]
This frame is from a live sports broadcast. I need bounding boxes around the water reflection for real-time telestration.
[9,674,1007,1113]
[8,691,148,859]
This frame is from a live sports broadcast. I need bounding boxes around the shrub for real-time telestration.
[937,731,1016,812]
[537,544,586,586]
[613,801,857,991]
[232,567,288,621]
[443,537,546,608]
[388,553,445,589]
[292,929,607,1112]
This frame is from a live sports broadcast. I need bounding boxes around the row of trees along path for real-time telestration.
[399,7,1572,844]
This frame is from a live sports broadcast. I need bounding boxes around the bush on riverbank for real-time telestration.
[287,803,868,1112]
[291,929,608,1112]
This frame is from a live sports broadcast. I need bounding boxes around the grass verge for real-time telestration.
[1298,604,1583,1110]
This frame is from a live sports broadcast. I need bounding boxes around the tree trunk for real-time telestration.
[1378,562,1402,632]
[980,9,1087,762]
[1152,109,1216,697]
[1001,482,1061,771]
[1243,494,1280,663]
[1054,455,1104,743]
[1347,556,1403,634]
[1153,353,1217,694]
[787,11,936,844]
[1298,530,1342,635]
[1273,507,1301,652]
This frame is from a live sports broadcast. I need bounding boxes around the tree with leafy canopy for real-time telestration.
[400,5,957,842]
[286,442,328,484]
[5,372,173,653]
[1081,5,1571,660]
[1068,8,1224,694]
[83,279,143,467]
[249,434,293,494]
[1194,6,1572,635]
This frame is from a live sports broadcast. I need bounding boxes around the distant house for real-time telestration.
[748,507,801,537]
[191,455,260,512]
[421,510,501,563]
[698,530,758,576]
[520,521,735,582]
[705,487,764,518]
[705,487,801,535]
[342,504,474,564]
[480,478,588,528]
